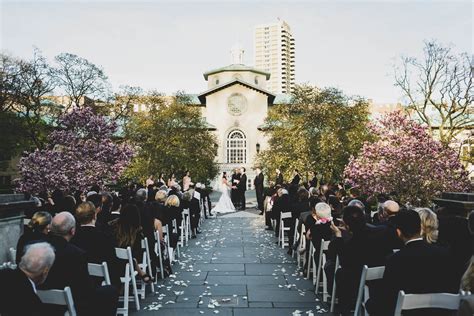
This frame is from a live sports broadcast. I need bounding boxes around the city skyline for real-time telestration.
[1,1,472,103]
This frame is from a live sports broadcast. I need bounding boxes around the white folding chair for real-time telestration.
[394,290,462,316]
[172,219,180,259]
[36,286,76,316]
[291,218,300,258]
[297,224,306,269]
[315,239,331,302]
[179,209,191,247]
[330,255,341,312]
[87,262,111,286]
[153,230,165,280]
[278,212,292,248]
[8,247,16,263]
[23,218,30,226]
[354,265,385,316]
[162,224,176,262]
[307,242,315,280]
[138,238,155,298]
[115,247,140,315]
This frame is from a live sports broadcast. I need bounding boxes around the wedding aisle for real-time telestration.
[133,211,330,315]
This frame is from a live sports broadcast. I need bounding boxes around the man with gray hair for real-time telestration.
[41,212,118,315]
[0,242,55,315]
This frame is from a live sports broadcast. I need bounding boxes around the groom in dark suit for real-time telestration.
[254,167,264,214]
[237,167,247,210]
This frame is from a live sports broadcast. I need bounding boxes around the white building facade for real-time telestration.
[194,46,290,188]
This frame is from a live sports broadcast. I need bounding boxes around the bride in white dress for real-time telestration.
[212,172,236,214]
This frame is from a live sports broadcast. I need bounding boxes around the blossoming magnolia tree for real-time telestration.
[17,107,134,193]
[344,111,471,206]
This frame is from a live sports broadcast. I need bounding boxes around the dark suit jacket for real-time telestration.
[0,268,43,316]
[71,225,120,287]
[290,174,301,186]
[15,229,47,264]
[380,240,458,315]
[238,174,247,192]
[40,234,94,314]
[254,173,264,193]
[275,173,284,186]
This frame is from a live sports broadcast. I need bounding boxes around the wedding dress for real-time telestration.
[211,177,236,214]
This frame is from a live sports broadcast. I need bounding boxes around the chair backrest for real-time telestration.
[182,208,190,216]
[115,246,134,270]
[36,286,77,316]
[394,291,461,316]
[23,218,30,226]
[9,247,16,263]
[281,212,292,219]
[366,266,385,281]
[87,262,111,286]
[193,191,201,200]
[320,239,330,251]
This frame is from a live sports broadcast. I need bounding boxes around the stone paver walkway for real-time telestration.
[133,207,330,316]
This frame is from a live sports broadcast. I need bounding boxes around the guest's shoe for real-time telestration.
[287,249,293,256]
[265,226,273,231]
[191,235,197,239]
[196,229,202,234]
[259,212,264,215]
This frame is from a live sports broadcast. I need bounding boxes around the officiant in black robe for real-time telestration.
[231,169,241,208]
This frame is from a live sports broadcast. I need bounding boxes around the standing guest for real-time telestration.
[16,211,52,264]
[305,202,333,267]
[182,170,193,191]
[237,167,247,210]
[0,242,56,316]
[254,167,265,214]
[108,193,121,222]
[167,173,177,188]
[71,202,120,288]
[146,175,154,187]
[308,171,318,188]
[231,169,241,209]
[41,212,118,316]
[164,195,181,248]
[197,183,212,218]
[371,210,458,316]
[156,173,166,187]
[152,190,169,241]
[290,169,301,187]
[275,168,284,186]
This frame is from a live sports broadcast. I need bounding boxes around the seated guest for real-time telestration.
[376,200,404,250]
[152,190,168,241]
[330,206,392,315]
[373,210,458,316]
[287,187,310,255]
[437,207,472,284]
[108,193,121,222]
[41,212,118,316]
[71,202,120,288]
[272,188,290,238]
[415,207,439,244]
[305,202,333,268]
[163,195,181,248]
[459,256,474,316]
[16,211,52,264]
[0,242,55,316]
[197,183,212,219]
[109,204,152,284]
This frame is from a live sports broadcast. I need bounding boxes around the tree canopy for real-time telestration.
[258,85,372,182]
[124,92,218,184]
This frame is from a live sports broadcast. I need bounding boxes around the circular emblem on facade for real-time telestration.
[227,93,248,116]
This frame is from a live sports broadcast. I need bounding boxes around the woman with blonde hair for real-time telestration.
[414,208,439,244]
[15,211,52,263]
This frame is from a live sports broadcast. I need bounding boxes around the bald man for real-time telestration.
[377,200,404,250]
[41,212,118,316]
[0,242,55,315]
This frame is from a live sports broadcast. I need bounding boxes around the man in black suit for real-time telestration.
[237,167,247,210]
[0,242,55,316]
[275,168,284,186]
[254,167,264,214]
[41,212,118,316]
[369,210,458,316]
[290,169,301,187]
[71,201,120,288]
[231,169,241,209]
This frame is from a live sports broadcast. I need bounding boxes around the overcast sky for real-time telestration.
[1,0,472,103]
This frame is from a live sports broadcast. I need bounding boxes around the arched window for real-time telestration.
[226,130,246,164]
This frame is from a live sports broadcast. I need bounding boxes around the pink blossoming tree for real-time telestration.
[344,111,471,206]
[17,107,134,193]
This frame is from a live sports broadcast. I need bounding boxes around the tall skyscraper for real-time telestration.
[254,18,295,94]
